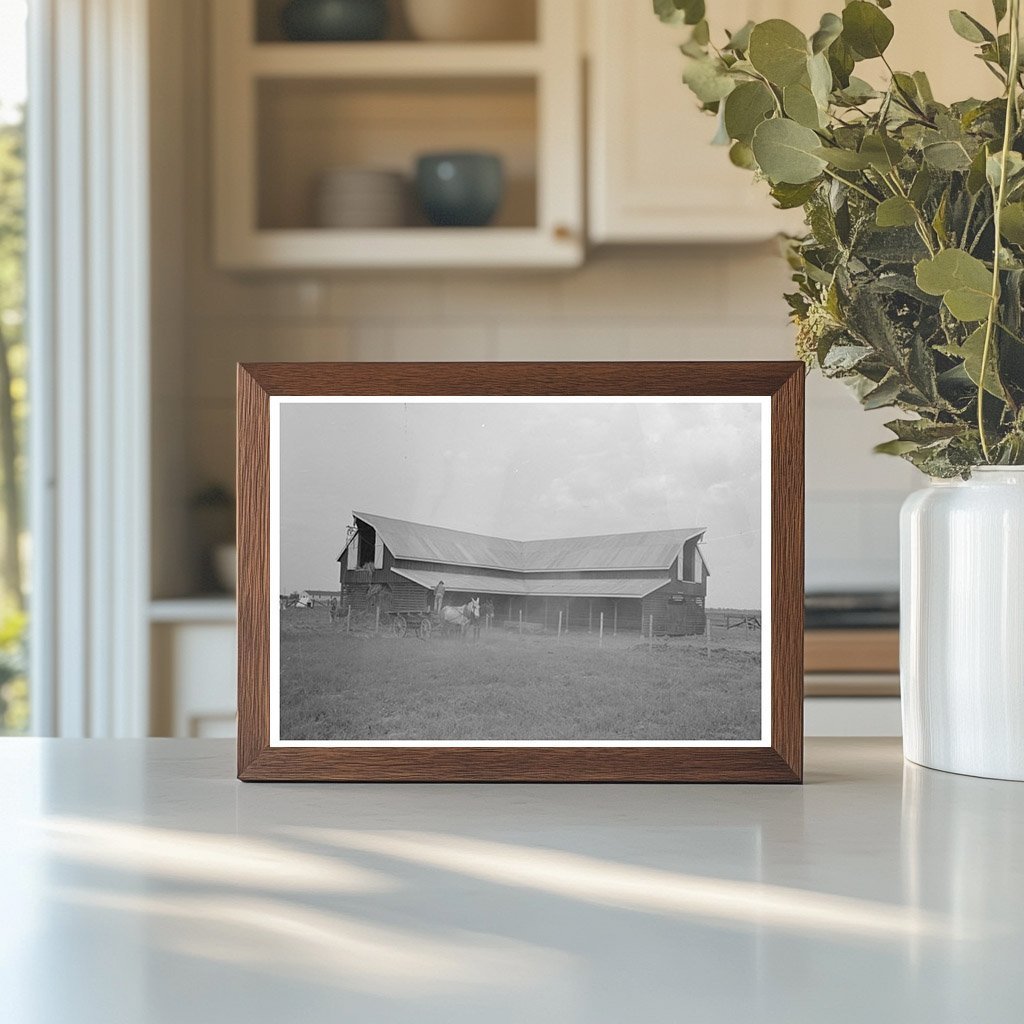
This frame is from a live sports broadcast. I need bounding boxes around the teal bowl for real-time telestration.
[281,0,388,42]
[415,152,505,228]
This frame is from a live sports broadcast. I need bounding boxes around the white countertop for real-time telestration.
[1,738,1020,1023]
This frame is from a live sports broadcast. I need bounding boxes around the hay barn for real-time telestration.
[337,511,709,636]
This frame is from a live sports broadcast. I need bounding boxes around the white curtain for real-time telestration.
[28,0,150,736]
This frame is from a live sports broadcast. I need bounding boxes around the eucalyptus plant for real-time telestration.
[657,0,1024,475]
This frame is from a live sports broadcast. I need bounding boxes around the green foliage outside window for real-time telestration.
[0,110,27,733]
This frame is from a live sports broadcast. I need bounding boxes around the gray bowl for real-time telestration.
[280,0,388,42]
[415,152,505,228]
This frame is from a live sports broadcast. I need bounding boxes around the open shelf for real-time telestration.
[257,76,538,232]
[249,41,544,78]
[213,0,582,269]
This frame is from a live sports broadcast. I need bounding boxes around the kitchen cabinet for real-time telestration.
[150,601,237,738]
[211,0,583,269]
[587,0,998,244]
[587,0,813,243]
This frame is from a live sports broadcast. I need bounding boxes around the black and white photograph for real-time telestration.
[270,397,770,747]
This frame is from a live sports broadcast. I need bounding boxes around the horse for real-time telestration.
[472,599,494,640]
[440,597,480,639]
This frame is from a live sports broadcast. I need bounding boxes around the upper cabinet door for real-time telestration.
[587,0,806,244]
[587,0,997,245]
[211,0,584,269]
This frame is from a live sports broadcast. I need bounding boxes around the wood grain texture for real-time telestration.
[804,629,899,674]
[236,361,805,783]
[236,366,271,778]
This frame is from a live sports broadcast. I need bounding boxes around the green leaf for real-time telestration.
[807,51,833,109]
[810,12,843,54]
[876,197,918,228]
[922,140,973,171]
[724,20,755,53]
[751,118,828,184]
[653,0,705,26]
[827,35,856,88]
[682,57,736,104]
[862,374,903,409]
[814,146,872,170]
[932,190,950,247]
[729,140,757,170]
[884,418,963,443]
[723,81,775,144]
[875,439,922,456]
[784,80,824,129]
[748,20,809,86]
[939,326,1006,398]
[967,144,991,193]
[1000,203,1024,244]
[837,76,879,104]
[915,250,994,322]
[711,109,731,145]
[842,1,895,59]
[770,180,820,209]
[860,133,904,173]
[913,71,935,104]
[986,150,1024,191]
[948,10,994,44]
[909,164,933,205]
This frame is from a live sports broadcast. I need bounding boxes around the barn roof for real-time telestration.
[392,568,671,599]
[353,512,707,573]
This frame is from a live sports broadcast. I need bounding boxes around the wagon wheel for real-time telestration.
[392,615,407,638]
[418,618,432,640]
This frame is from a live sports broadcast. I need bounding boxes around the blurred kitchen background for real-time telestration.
[2,0,997,739]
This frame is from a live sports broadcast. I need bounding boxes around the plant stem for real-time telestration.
[884,171,939,254]
[822,167,881,204]
[979,0,1021,462]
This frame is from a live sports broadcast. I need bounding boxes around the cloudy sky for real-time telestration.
[278,399,764,608]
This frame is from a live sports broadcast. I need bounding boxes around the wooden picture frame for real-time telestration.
[237,362,804,782]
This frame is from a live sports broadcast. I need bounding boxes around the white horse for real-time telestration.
[441,598,480,638]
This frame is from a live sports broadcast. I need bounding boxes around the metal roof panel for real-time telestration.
[354,512,706,573]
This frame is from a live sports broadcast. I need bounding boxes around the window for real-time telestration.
[0,0,27,735]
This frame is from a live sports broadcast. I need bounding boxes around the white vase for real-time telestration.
[900,467,1024,780]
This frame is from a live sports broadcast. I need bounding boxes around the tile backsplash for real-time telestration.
[181,246,918,594]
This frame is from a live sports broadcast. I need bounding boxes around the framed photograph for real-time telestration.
[237,362,803,782]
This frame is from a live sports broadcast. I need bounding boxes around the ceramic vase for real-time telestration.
[900,467,1024,781]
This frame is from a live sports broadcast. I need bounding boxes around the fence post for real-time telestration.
[599,612,604,647]
[346,607,351,633]
[557,610,562,638]
[375,606,380,634]
[519,609,523,635]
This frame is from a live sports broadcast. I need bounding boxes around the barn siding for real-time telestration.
[643,580,707,636]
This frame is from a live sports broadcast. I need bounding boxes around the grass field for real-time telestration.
[279,609,762,742]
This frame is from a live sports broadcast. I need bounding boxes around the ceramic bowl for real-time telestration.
[316,168,407,228]
[281,0,388,42]
[415,152,504,227]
